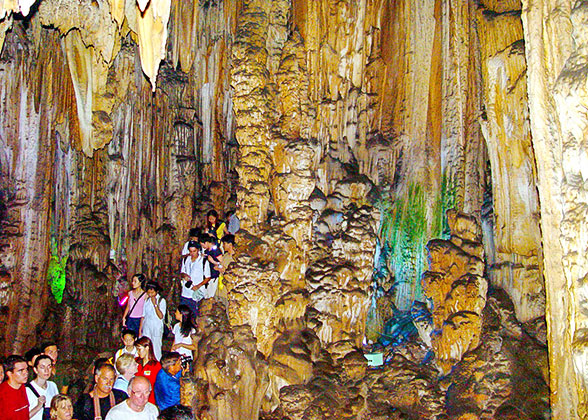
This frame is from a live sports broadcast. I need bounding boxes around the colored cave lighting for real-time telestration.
[47,254,67,304]
[119,293,129,307]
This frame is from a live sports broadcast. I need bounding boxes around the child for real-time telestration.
[114,329,137,368]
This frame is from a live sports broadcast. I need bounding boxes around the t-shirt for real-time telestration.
[105,400,159,420]
[154,369,181,411]
[180,254,210,299]
[112,376,129,396]
[127,291,146,318]
[73,389,127,420]
[136,360,161,405]
[228,214,240,234]
[172,323,195,358]
[26,380,59,420]
[0,381,29,420]
[205,245,222,279]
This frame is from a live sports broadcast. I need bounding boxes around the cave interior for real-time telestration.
[0,0,587,419]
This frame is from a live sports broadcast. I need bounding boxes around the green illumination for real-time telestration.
[47,249,67,304]
[375,174,456,310]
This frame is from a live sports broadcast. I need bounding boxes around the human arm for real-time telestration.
[28,395,46,418]
[153,296,165,320]
[121,294,132,326]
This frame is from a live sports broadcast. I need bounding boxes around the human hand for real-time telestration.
[38,396,46,407]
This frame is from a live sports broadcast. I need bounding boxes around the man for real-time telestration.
[105,376,159,420]
[217,234,236,305]
[154,352,182,411]
[181,228,201,257]
[41,341,67,393]
[73,364,126,420]
[199,234,222,299]
[180,241,210,315]
[0,355,30,420]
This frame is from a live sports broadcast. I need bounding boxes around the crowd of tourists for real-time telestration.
[0,209,239,420]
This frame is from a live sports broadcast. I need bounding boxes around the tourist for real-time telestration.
[135,336,161,405]
[113,353,138,396]
[217,233,236,304]
[181,228,201,257]
[26,355,59,420]
[226,210,240,235]
[25,347,42,376]
[0,355,29,419]
[49,394,73,420]
[139,281,166,360]
[158,405,194,420]
[114,329,137,366]
[180,241,210,315]
[122,274,147,335]
[205,209,226,241]
[200,234,222,299]
[154,352,182,411]
[73,364,126,420]
[171,305,197,369]
[105,376,158,420]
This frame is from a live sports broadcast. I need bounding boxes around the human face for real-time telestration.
[146,289,157,298]
[0,364,4,382]
[167,360,182,376]
[8,362,28,386]
[34,358,53,381]
[208,214,216,225]
[127,360,139,377]
[175,309,182,322]
[136,344,148,360]
[94,368,115,396]
[188,246,199,259]
[128,378,151,411]
[122,333,135,348]
[55,399,73,420]
[44,345,59,363]
[131,276,140,289]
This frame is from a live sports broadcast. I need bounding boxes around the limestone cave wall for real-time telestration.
[0,0,577,418]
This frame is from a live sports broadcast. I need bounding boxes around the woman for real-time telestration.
[206,209,226,242]
[139,281,166,360]
[171,305,197,369]
[50,394,74,420]
[27,354,59,420]
[122,274,146,335]
[135,336,161,405]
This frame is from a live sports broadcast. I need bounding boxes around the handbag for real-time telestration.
[125,291,146,323]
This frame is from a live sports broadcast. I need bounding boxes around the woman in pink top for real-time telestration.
[122,274,147,335]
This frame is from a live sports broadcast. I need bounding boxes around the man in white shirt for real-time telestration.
[180,241,210,315]
[105,376,158,420]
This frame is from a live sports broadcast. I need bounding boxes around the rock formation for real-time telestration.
[0,0,580,418]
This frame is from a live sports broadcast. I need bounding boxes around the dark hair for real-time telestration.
[206,209,219,229]
[158,404,195,420]
[33,354,53,369]
[132,273,147,289]
[24,347,41,363]
[188,228,201,238]
[144,281,162,293]
[135,336,158,363]
[199,234,215,245]
[4,355,27,373]
[177,304,194,337]
[93,357,111,375]
[122,328,137,339]
[187,241,201,251]
[221,234,235,246]
[160,352,181,372]
[41,341,58,353]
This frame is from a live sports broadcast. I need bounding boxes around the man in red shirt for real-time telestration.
[0,355,30,420]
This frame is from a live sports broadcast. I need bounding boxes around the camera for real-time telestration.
[185,280,193,288]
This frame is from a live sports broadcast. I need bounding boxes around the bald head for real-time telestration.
[127,375,151,412]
